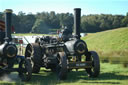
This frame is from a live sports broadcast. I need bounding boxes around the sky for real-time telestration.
[0,0,128,15]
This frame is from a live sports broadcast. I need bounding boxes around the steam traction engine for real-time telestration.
[0,9,32,81]
[25,8,100,80]
[61,8,100,78]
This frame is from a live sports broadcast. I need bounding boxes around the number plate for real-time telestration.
[76,63,86,67]
[69,61,92,69]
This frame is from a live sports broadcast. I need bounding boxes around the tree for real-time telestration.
[122,12,128,27]
[1,10,127,33]
[58,13,73,32]
[32,19,50,33]
[0,12,4,21]
[16,11,36,33]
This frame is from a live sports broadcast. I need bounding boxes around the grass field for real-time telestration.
[0,62,128,85]
[0,27,127,85]
[12,33,56,36]
[12,33,44,36]
[82,27,128,63]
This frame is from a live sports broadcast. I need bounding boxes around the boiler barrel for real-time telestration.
[65,40,88,55]
[0,43,17,58]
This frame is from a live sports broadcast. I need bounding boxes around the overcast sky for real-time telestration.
[0,0,128,15]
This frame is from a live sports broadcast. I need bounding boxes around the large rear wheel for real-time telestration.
[25,43,42,73]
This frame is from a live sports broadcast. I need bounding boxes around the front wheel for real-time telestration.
[19,58,32,81]
[86,51,100,77]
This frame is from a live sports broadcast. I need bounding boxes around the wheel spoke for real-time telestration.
[25,43,42,73]
[85,51,100,77]
[56,52,67,80]
[19,59,32,81]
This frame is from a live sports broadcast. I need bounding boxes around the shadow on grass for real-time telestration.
[67,71,128,80]
[28,70,128,85]
[24,70,59,85]
[62,70,128,84]
[71,71,127,79]
[81,81,120,84]
[0,70,128,85]
[0,70,58,85]
[99,72,128,80]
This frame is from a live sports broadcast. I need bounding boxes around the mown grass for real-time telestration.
[0,63,128,85]
[82,27,128,63]
[12,33,45,36]
[12,33,56,36]
[0,28,128,85]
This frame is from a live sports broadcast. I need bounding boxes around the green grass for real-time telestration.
[12,33,44,36]
[82,27,128,63]
[0,63,128,85]
[12,33,56,36]
[1,28,128,85]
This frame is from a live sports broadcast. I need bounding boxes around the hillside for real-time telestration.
[82,27,128,62]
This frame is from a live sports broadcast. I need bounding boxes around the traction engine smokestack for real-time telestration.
[0,9,17,58]
[5,9,12,42]
[74,8,81,39]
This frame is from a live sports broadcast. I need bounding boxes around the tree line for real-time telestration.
[0,11,128,33]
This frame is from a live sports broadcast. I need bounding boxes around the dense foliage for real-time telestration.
[0,11,128,33]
